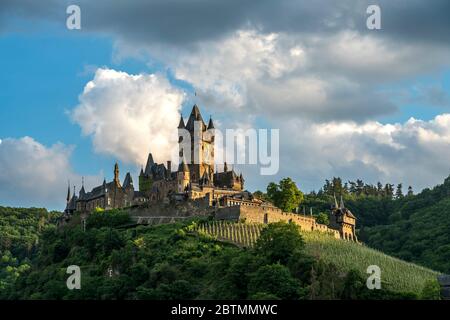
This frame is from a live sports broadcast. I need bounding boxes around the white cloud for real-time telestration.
[132,30,304,111]
[276,114,450,191]
[71,68,185,166]
[118,29,449,123]
[0,137,99,209]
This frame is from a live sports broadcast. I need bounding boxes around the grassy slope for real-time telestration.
[301,231,438,294]
[198,221,439,294]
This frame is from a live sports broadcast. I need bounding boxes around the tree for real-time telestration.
[407,186,414,197]
[384,183,394,199]
[395,183,404,199]
[248,264,301,300]
[255,222,305,265]
[315,212,329,225]
[267,178,304,212]
[253,190,269,201]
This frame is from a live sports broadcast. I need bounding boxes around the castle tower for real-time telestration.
[177,159,190,192]
[179,105,215,184]
[329,197,358,242]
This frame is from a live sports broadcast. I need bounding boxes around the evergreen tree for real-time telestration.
[395,183,404,199]
[407,186,414,196]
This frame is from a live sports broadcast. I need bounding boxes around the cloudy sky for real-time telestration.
[1,0,450,209]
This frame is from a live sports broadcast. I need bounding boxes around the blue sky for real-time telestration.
[1,1,450,210]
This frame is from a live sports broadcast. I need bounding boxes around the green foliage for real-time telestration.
[301,231,438,295]
[2,201,443,300]
[199,221,439,295]
[360,177,450,273]
[86,209,131,229]
[315,212,329,225]
[248,264,301,299]
[267,178,304,212]
[255,222,305,265]
[302,174,450,274]
[0,206,59,291]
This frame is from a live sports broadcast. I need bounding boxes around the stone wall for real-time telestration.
[215,205,340,239]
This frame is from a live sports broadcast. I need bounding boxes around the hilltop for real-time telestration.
[0,209,441,299]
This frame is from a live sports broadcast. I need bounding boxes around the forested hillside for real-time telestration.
[258,176,450,274]
[1,211,437,300]
[0,207,60,290]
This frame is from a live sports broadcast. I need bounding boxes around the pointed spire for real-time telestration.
[224,162,228,172]
[123,172,133,188]
[333,193,338,208]
[207,116,214,129]
[178,113,185,129]
[140,166,144,176]
[80,177,86,195]
[114,162,120,186]
[66,180,71,203]
[144,153,154,174]
[340,195,345,209]
[186,104,205,131]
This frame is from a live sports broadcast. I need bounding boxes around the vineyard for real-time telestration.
[196,220,264,247]
[195,220,439,294]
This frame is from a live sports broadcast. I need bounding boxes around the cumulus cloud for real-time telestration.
[126,28,450,122]
[274,114,450,191]
[0,137,99,209]
[71,68,185,166]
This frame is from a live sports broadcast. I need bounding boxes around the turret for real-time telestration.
[178,113,185,129]
[66,180,71,204]
[177,158,190,192]
[114,162,121,187]
[207,116,214,130]
[339,195,345,209]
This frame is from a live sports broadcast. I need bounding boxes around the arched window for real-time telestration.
[263,213,268,224]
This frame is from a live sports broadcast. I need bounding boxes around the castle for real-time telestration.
[64,105,357,241]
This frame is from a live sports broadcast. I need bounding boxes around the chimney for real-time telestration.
[167,161,172,178]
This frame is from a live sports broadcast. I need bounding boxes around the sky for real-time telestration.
[1,0,450,210]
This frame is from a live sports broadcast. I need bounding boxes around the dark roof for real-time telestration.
[178,115,185,129]
[134,191,146,198]
[344,209,356,219]
[186,104,206,131]
[79,185,86,200]
[66,195,78,210]
[214,170,240,188]
[207,117,214,129]
[144,153,155,175]
[123,172,133,188]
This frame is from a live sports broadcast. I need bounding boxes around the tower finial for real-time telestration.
[340,195,345,209]
[333,193,338,208]
[66,180,71,203]
[114,162,120,186]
